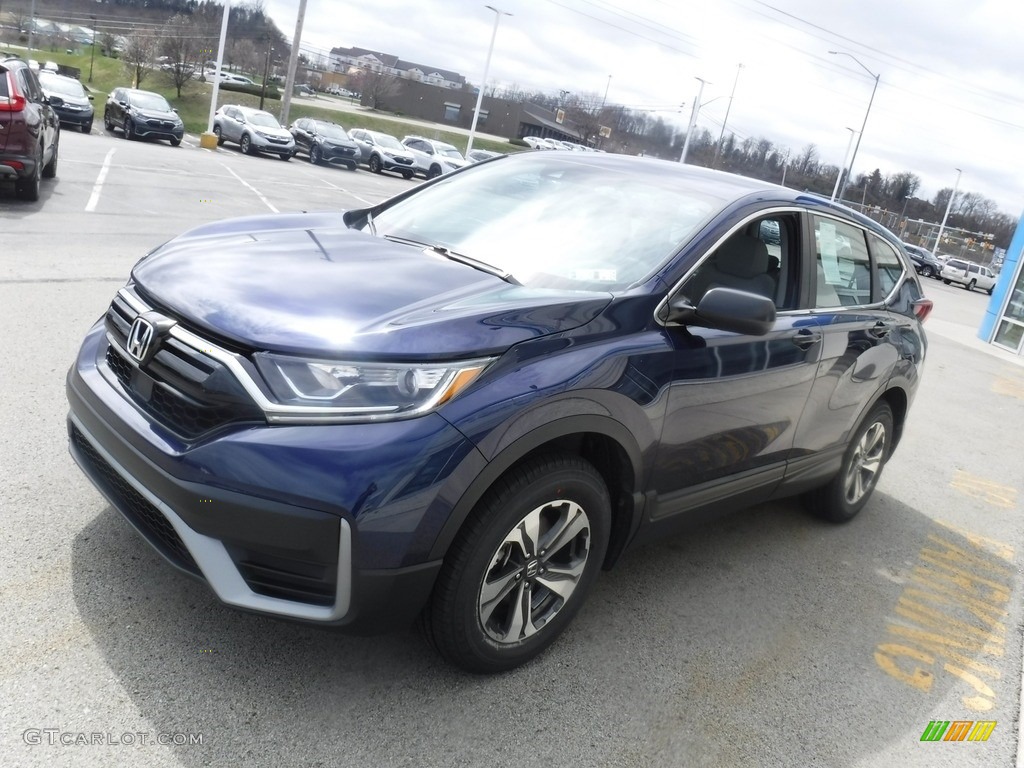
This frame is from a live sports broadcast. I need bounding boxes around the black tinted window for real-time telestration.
[868,234,904,301]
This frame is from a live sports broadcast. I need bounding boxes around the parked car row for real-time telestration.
[208,105,478,180]
[522,135,598,152]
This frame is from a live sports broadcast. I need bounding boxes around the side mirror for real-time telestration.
[172,108,178,114]
[666,287,776,336]
[88,94,94,101]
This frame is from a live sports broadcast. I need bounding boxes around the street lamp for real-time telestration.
[679,77,708,164]
[88,15,97,83]
[260,45,275,111]
[466,5,512,156]
[830,127,858,202]
[828,51,880,202]
[933,169,962,257]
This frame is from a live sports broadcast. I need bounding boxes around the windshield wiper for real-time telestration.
[383,235,520,284]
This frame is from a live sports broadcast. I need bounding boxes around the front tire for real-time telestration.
[803,402,893,523]
[987,286,994,295]
[240,134,252,155]
[942,279,951,285]
[402,171,414,180]
[310,145,321,164]
[421,454,611,673]
[921,266,934,278]
[123,118,135,140]
[169,136,181,147]
[213,125,224,145]
[369,154,382,173]
[427,164,443,179]
[82,120,93,134]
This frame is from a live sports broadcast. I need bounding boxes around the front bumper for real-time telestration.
[251,134,294,156]
[54,105,94,128]
[132,118,184,141]
[65,319,474,632]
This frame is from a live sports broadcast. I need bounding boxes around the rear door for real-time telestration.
[780,213,906,492]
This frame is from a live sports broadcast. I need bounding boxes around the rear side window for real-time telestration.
[0,68,9,99]
[867,235,905,301]
[812,216,872,307]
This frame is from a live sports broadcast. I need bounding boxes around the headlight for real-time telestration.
[254,354,493,420]
[255,130,270,139]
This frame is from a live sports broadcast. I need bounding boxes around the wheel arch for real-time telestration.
[878,385,909,451]
[428,415,646,570]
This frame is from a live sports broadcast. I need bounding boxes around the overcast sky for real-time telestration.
[264,0,1024,220]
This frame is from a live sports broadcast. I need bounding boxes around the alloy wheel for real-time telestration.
[842,421,886,505]
[477,499,592,644]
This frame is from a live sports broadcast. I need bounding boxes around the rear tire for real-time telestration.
[15,148,41,201]
[420,454,611,673]
[803,402,893,523]
[942,279,951,285]
[41,134,58,179]
[966,279,976,292]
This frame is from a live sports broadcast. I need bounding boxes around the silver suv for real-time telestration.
[941,258,997,294]
[212,105,295,160]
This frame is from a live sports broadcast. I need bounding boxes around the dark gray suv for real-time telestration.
[1,55,60,201]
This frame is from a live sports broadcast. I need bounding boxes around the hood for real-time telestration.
[46,92,91,108]
[254,125,292,139]
[134,107,179,121]
[131,215,611,359]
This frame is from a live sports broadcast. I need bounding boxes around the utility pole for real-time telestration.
[933,169,962,257]
[679,77,707,164]
[466,5,512,156]
[712,63,742,169]
[279,0,309,127]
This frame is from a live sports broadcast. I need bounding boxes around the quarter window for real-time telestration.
[812,216,872,307]
[867,234,904,301]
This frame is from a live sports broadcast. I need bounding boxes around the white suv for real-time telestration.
[401,135,469,178]
[941,258,997,294]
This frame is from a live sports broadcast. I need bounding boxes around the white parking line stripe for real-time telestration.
[317,178,374,205]
[85,148,116,212]
[221,163,279,213]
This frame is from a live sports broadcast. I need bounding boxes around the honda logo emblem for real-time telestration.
[126,317,156,362]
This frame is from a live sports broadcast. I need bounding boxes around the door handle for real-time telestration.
[791,329,822,349]
[868,321,894,338]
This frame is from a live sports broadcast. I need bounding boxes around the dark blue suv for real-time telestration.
[67,153,929,672]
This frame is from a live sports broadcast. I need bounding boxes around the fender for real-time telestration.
[427,411,648,563]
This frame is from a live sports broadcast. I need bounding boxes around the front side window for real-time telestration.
[812,216,872,307]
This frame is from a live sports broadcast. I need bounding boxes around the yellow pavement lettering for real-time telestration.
[936,521,1015,562]
[875,525,1013,711]
[949,470,1018,509]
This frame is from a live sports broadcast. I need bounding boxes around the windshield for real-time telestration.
[131,92,171,111]
[316,122,350,140]
[374,133,404,150]
[249,112,282,128]
[40,74,86,98]
[437,146,464,160]
[372,155,723,292]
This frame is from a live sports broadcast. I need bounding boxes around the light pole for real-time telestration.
[260,45,274,111]
[712,63,743,169]
[933,168,962,257]
[679,77,708,164]
[602,74,611,109]
[899,194,912,231]
[829,51,880,202]
[466,5,512,156]
[88,15,97,83]
[830,127,858,202]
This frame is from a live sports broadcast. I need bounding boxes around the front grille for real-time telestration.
[71,425,201,576]
[103,293,264,439]
[395,157,413,165]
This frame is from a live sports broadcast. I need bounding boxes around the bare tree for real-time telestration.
[229,39,258,74]
[122,30,157,88]
[99,31,120,58]
[159,15,201,97]
[352,69,401,109]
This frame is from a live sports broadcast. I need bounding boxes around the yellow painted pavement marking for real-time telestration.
[949,470,1018,509]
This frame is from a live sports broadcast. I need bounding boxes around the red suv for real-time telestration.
[1,55,60,201]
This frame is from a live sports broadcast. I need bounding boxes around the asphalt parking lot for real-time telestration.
[2,128,1024,767]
